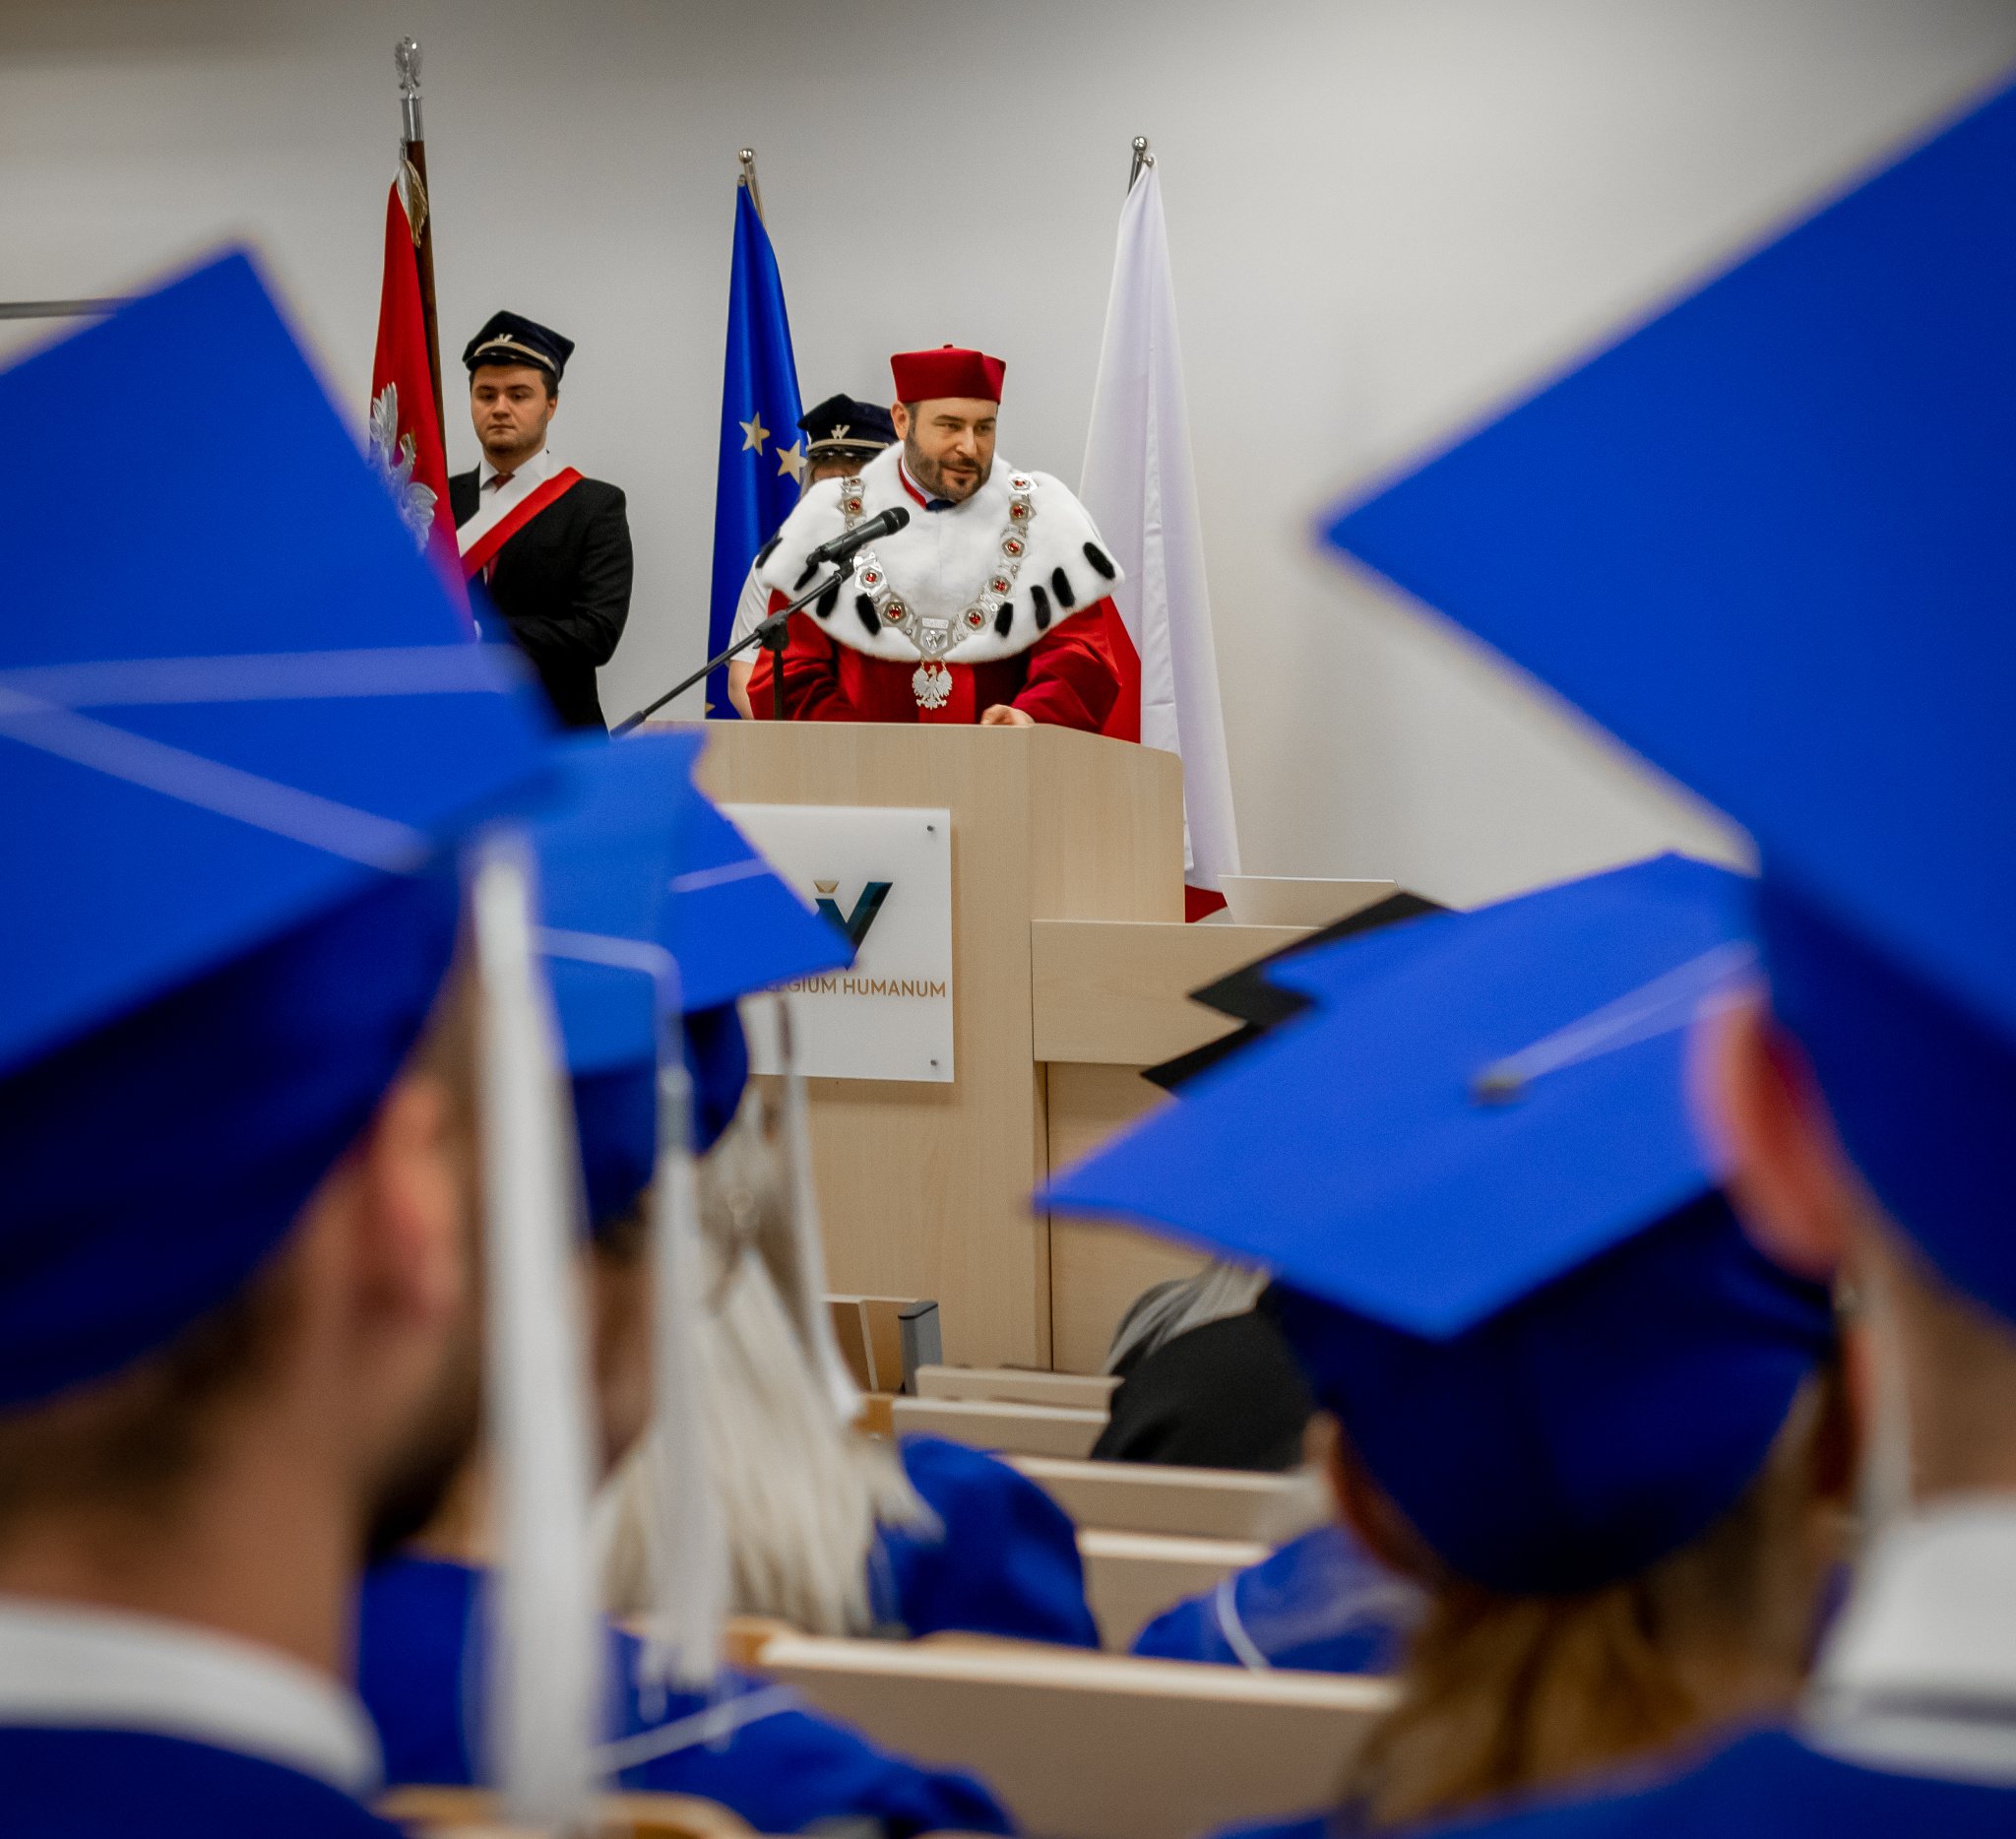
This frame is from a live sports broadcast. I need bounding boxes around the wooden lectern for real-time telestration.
[676,722,1312,1371]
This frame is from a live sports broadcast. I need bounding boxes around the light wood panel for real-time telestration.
[1079,1528,1272,1651]
[915,1364,1119,1411]
[750,1633,1393,1839]
[676,722,1183,1368]
[891,1393,1107,1459]
[1044,1061,1208,1373]
[1012,1455,1330,1544]
[1031,919,1312,1065]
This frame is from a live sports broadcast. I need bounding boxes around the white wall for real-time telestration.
[6,0,2013,905]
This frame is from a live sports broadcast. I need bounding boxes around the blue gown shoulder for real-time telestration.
[1414,1728,2016,1839]
[1132,1524,1417,1674]
[0,1726,400,1838]
[355,1554,1012,1836]
[871,1431,1101,1647]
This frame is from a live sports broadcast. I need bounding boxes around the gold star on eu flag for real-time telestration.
[739,413,770,453]
[777,439,804,481]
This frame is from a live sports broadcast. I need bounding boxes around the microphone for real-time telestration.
[803,504,911,572]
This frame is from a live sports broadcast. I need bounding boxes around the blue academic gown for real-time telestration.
[1132,1525,1416,1674]
[355,1555,1012,1836]
[1227,1730,2016,1839]
[0,1727,402,1838]
[875,1433,1101,1647]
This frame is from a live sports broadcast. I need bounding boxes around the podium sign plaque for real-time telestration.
[725,801,955,1083]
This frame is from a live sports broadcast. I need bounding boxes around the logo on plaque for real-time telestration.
[812,879,894,950]
[723,804,954,1084]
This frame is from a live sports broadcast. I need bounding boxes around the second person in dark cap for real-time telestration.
[451,310,633,729]
[728,393,895,718]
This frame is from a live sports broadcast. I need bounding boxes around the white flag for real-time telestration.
[1080,160,1240,910]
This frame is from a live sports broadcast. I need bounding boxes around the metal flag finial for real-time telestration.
[738,148,765,222]
[1128,134,1153,191]
[395,35,424,145]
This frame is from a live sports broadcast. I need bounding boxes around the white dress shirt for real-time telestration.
[458,444,563,555]
[1804,1496,2016,1784]
[0,1594,382,1796]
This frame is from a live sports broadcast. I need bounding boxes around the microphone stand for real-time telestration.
[610,567,844,735]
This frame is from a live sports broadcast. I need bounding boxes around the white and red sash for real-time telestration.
[457,464,584,580]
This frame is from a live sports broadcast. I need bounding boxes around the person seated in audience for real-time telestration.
[1095,1261,1315,1471]
[1132,1514,1419,1677]
[1307,72,2016,1839]
[0,258,564,1838]
[356,737,1013,1837]
[1047,857,1853,1829]
[600,1062,1102,1649]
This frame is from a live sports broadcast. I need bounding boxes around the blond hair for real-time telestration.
[598,1088,929,1634]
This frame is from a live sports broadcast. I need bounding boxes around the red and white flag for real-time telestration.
[1081,161,1241,920]
[370,174,465,608]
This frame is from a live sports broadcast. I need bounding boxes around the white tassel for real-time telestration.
[772,993,862,1424]
[633,1040,731,1693]
[596,1103,931,1637]
[469,834,604,1830]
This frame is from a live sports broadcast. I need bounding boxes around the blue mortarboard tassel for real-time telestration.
[1321,80,2016,1320]
[1044,856,1835,1593]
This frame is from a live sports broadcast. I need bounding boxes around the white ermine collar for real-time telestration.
[756,445,1123,666]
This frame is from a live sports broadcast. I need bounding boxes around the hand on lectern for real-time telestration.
[980,705,1036,728]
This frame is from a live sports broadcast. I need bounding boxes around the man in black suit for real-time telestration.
[451,311,631,729]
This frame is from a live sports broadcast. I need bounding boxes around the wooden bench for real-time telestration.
[890,1393,1108,1459]
[914,1363,1119,1413]
[747,1630,1393,1839]
[1078,1528,1272,1650]
[380,1784,756,1837]
[1011,1454,1329,1544]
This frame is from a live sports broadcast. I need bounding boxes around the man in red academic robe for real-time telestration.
[753,347,1123,729]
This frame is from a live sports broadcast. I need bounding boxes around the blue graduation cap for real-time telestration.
[0,251,554,1409]
[1044,856,1835,1592]
[533,734,852,1229]
[531,732,701,1232]
[1322,80,2016,1319]
[660,797,852,1015]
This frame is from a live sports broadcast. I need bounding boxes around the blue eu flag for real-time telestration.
[706,182,803,719]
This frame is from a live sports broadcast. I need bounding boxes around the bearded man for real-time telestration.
[755,348,1123,728]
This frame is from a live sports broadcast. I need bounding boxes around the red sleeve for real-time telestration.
[1010,600,1122,731]
[775,600,864,722]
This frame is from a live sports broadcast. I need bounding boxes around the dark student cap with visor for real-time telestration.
[1324,77,2016,1324]
[1044,856,1836,1595]
[533,732,854,1232]
[0,252,554,1408]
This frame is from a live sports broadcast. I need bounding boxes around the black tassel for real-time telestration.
[756,535,783,568]
[794,558,820,591]
[1051,566,1075,606]
[1084,541,1115,580]
[815,580,841,619]
[855,594,881,637]
[1031,584,1052,631]
[993,600,1015,637]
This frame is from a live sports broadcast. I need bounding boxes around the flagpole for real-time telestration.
[1128,134,1154,192]
[396,35,448,444]
[738,148,766,222]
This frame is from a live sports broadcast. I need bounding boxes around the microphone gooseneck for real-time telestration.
[802,503,911,572]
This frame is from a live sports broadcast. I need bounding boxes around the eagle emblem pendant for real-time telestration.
[913,662,954,710]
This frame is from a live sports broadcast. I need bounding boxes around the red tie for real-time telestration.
[481,473,514,583]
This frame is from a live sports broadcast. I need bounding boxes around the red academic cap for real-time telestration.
[890,345,1005,405]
